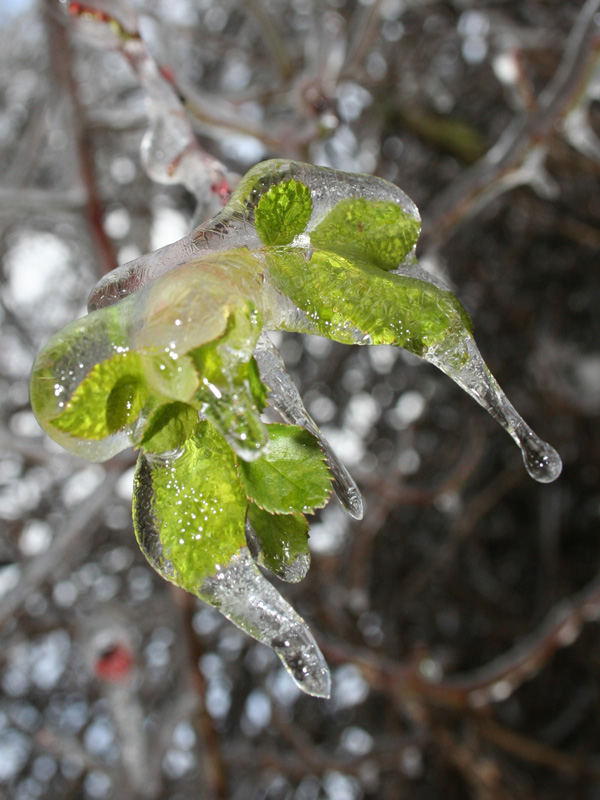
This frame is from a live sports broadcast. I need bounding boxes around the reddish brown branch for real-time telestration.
[323,572,600,715]
[173,588,229,800]
[44,0,118,275]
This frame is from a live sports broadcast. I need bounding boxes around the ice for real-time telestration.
[199,549,331,698]
[136,492,330,696]
[426,333,562,483]
[255,334,364,519]
[87,159,420,312]
[31,156,563,703]
[245,519,310,583]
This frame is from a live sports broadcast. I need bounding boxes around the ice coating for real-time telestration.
[134,470,329,696]
[255,334,364,519]
[31,251,269,462]
[87,158,420,311]
[200,549,330,697]
[426,335,562,483]
[245,519,311,583]
[31,157,563,700]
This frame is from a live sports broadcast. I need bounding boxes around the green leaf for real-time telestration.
[267,249,472,355]
[310,196,420,271]
[52,351,147,439]
[247,356,268,413]
[255,178,313,246]
[189,303,269,460]
[106,376,145,432]
[237,423,332,514]
[247,503,310,583]
[136,401,198,453]
[142,351,199,403]
[133,421,248,590]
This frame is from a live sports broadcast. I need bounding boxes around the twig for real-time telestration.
[43,0,118,275]
[323,571,600,713]
[477,717,600,779]
[0,471,119,629]
[172,588,229,800]
[66,1,236,214]
[422,0,600,252]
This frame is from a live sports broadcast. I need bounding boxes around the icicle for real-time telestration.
[255,334,364,519]
[199,548,330,697]
[426,334,562,483]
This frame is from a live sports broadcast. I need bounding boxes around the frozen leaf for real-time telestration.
[52,351,147,439]
[133,421,247,590]
[142,351,199,403]
[255,178,313,245]
[267,249,472,353]
[247,504,310,582]
[237,423,333,514]
[254,334,364,519]
[136,401,198,453]
[310,196,420,270]
[199,548,330,697]
[190,303,269,460]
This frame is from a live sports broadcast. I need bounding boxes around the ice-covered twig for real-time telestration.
[67,1,236,218]
[324,571,600,711]
[422,0,600,251]
[44,0,118,274]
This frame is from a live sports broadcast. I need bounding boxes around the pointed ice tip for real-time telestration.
[519,435,563,484]
[341,488,364,520]
[272,632,332,698]
[331,475,364,519]
[291,661,331,699]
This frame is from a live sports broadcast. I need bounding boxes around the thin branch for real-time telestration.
[323,571,600,715]
[43,0,118,275]
[422,0,600,252]
[0,471,119,629]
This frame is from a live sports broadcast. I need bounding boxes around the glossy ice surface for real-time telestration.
[30,159,562,695]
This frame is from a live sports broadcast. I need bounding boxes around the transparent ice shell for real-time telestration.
[31,158,562,699]
[87,158,420,311]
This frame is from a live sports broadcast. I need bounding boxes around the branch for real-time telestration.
[43,0,118,275]
[66,1,237,217]
[323,571,600,713]
[422,0,600,252]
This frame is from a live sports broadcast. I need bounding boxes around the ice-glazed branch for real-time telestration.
[44,0,118,275]
[324,572,600,712]
[422,0,600,252]
[67,1,236,217]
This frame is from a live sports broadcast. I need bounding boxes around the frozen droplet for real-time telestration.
[426,333,562,484]
[517,428,562,483]
[199,549,331,697]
